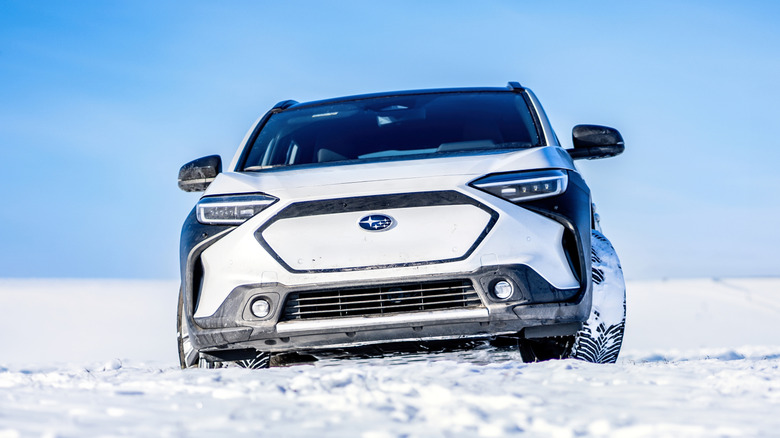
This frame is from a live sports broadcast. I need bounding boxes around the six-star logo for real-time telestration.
[358,214,394,231]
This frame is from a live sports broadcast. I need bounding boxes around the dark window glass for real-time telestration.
[242,92,539,171]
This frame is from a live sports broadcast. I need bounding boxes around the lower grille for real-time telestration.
[281,280,482,321]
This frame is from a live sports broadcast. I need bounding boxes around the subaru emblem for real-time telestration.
[358,214,394,231]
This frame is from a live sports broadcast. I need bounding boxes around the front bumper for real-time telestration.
[185,264,591,354]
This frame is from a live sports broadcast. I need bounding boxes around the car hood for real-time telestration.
[204,146,575,198]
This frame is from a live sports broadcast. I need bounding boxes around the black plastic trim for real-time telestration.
[520,171,592,290]
[523,322,582,339]
[179,208,235,314]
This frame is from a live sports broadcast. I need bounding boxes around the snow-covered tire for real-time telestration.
[177,289,200,369]
[236,352,271,369]
[196,350,271,369]
[569,230,626,364]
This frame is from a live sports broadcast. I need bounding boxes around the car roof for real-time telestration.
[278,85,524,111]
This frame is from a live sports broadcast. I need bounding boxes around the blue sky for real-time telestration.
[1,0,778,280]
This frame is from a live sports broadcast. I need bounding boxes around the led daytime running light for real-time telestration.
[196,194,277,225]
[472,170,568,202]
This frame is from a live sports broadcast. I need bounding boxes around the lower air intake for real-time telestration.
[281,280,482,321]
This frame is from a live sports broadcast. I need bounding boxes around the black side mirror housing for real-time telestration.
[178,155,222,192]
[567,125,624,160]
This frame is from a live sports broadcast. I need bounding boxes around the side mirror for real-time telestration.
[567,125,624,160]
[178,155,222,192]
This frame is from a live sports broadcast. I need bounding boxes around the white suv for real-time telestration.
[177,82,626,369]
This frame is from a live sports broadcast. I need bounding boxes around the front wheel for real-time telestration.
[569,230,626,363]
[177,289,200,368]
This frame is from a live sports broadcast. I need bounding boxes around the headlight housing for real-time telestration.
[471,169,568,202]
[196,194,278,225]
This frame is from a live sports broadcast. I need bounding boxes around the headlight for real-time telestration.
[196,194,277,225]
[471,170,568,202]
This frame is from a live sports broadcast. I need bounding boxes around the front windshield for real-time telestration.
[241,92,540,171]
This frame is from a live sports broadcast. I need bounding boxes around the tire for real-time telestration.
[177,289,200,369]
[177,289,271,369]
[236,352,271,369]
[569,230,626,363]
[517,336,573,362]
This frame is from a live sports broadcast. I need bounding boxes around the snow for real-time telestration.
[588,232,625,328]
[1,277,779,437]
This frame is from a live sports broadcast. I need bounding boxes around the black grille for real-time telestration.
[281,280,482,321]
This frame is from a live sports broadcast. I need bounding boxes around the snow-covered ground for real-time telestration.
[1,277,779,437]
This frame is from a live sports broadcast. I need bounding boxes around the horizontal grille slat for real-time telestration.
[289,291,479,308]
[285,298,483,317]
[291,285,472,303]
[281,280,482,321]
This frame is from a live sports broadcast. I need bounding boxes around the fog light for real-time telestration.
[493,280,513,300]
[250,299,271,318]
